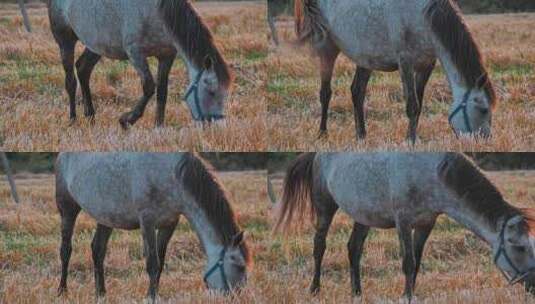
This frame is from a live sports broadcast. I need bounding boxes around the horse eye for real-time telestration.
[235,264,246,272]
[479,108,489,115]
[207,91,216,97]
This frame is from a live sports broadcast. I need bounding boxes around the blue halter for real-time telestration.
[203,247,230,291]
[494,217,535,285]
[448,89,473,135]
[184,70,224,122]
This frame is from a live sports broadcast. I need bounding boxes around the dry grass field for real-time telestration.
[0,2,267,151]
[2,166,535,303]
[267,14,535,151]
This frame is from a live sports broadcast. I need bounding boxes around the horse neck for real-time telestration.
[433,43,471,103]
[179,193,226,263]
[442,197,518,245]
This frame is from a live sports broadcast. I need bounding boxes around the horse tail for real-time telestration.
[274,153,317,233]
[294,0,328,46]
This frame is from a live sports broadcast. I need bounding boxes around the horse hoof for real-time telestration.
[57,286,67,297]
[119,114,133,130]
[309,285,320,295]
[317,130,328,140]
[86,115,96,126]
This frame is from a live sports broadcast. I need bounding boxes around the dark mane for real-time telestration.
[158,0,232,87]
[439,153,520,229]
[425,0,496,108]
[176,153,250,265]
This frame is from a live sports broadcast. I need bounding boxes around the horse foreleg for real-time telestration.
[156,219,179,282]
[140,214,159,302]
[76,48,101,120]
[57,200,81,295]
[58,41,78,123]
[91,224,112,298]
[412,220,436,290]
[351,67,372,140]
[347,222,370,296]
[414,61,436,125]
[119,51,155,129]
[310,201,338,294]
[399,57,419,144]
[318,49,338,137]
[396,220,416,301]
[155,56,175,127]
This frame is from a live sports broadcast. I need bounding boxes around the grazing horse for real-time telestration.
[275,153,535,299]
[267,0,293,46]
[48,0,232,128]
[294,0,497,142]
[55,153,251,301]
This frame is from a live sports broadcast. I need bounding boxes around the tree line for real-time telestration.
[2,153,533,174]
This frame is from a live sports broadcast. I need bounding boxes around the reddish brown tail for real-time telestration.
[274,153,317,233]
[294,0,328,46]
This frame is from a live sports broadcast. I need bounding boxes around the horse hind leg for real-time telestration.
[56,187,81,295]
[155,56,175,127]
[351,67,372,140]
[317,45,339,137]
[91,224,113,298]
[119,50,155,129]
[75,48,101,121]
[54,34,78,123]
[309,192,338,295]
[347,222,370,296]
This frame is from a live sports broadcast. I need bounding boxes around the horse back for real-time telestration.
[318,153,445,228]
[310,0,436,71]
[56,153,184,230]
[51,0,175,60]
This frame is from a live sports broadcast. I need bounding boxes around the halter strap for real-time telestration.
[183,70,224,122]
[448,89,472,136]
[493,217,535,285]
[203,247,230,291]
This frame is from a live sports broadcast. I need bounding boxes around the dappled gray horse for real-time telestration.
[275,153,535,299]
[56,153,251,301]
[295,0,497,142]
[48,0,231,128]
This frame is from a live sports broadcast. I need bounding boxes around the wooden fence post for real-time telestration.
[1,152,20,204]
[17,0,32,33]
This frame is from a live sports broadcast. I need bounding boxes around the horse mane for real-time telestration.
[438,153,523,229]
[176,153,250,265]
[519,208,535,237]
[425,0,496,109]
[158,0,232,87]
[294,0,329,46]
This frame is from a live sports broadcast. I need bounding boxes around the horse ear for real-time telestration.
[204,56,214,71]
[232,231,245,246]
[476,73,488,89]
